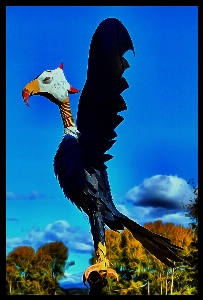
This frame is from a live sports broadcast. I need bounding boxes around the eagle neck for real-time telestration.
[59,101,75,128]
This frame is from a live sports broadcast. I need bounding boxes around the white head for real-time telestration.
[22,63,80,106]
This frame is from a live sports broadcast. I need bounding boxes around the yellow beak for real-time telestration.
[22,79,40,107]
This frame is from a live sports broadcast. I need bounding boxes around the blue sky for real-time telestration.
[6,6,198,287]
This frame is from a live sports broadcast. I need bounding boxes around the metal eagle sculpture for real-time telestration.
[22,18,183,293]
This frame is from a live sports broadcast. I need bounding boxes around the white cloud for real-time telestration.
[112,175,193,226]
[58,271,86,289]
[157,212,190,227]
[118,175,194,226]
[126,175,193,209]
[116,204,150,220]
[60,272,83,284]
[6,220,93,255]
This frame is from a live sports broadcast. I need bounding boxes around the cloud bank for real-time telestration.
[118,175,193,226]
[6,174,193,277]
[6,220,93,255]
[6,175,193,285]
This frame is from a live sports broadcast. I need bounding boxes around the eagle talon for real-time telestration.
[83,263,102,287]
[83,264,119,288]
[83,242,119,288]
[106,267,119,281]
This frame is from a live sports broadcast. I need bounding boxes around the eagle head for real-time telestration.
[22,63,80,107]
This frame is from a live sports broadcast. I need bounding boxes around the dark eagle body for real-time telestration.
[22,18,183,291]
[54,18,133,248]
[53,18,183,267]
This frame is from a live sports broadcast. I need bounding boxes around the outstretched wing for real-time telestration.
[76,18,134,169]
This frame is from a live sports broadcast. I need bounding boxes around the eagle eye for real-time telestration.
[43,77,51,83]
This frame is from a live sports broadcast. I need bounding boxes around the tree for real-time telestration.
[143,220,193,295]
[6,264,21,294]
[6,246,37,294]
[182,179,198,294]
[6,241,73,295]
[36,240,69,281]
[89,220,194,295]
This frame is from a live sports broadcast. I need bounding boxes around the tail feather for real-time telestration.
[119,217,183,268]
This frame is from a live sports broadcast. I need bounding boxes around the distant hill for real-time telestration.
[59,281,89,295]
[59,281,86,290]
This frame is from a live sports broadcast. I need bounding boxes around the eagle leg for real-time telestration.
[83,209,119,292]
[83,242,119,287]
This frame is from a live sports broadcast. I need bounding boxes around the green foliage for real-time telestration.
[6,240,73,295]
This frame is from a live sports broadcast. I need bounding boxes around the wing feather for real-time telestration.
[76,18,134,169]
